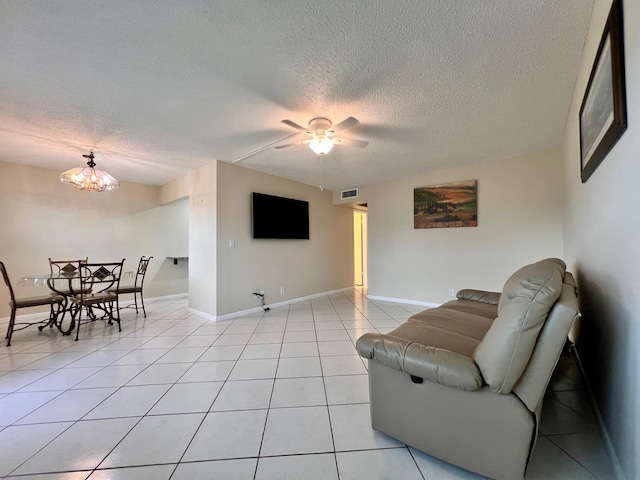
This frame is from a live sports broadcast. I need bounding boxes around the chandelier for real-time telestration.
[58,151,119,192]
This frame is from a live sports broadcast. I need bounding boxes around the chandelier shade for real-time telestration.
[58,151,119,192]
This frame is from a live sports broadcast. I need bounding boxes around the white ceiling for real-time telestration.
[0,0,594,191]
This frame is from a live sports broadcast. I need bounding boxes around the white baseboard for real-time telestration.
[572,345,626,480]
[189,286,354,322]
[366,294,440,308]
[145,293,188,302]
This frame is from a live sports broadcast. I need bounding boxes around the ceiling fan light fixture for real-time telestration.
[58,151,120,192]
[309,135,334,155]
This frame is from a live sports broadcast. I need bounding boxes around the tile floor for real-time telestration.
[0,289,616,479]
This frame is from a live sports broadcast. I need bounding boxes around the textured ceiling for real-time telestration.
[0,0,594,191]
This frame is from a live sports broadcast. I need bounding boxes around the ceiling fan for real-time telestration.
[275,117,369,155]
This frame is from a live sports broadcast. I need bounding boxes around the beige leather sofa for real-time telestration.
[356,258,579,480]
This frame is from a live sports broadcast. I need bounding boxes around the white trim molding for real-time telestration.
[367,294,440,309]
[190,286,354,322]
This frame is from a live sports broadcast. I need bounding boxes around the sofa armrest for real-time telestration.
[456,289,501,305]
[356,333,483,391]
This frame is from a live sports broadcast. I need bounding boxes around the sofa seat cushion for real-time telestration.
[383,303,496,358]
[474,258,565,394]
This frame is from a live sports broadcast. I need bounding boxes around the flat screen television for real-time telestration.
[251,192,310,239]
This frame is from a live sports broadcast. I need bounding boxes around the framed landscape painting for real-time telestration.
[414,180,477,229]
[579,0,627,183]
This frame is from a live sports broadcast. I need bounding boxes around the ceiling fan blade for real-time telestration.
[334,137,369,148]
[281,119,308,132]
[332,116,359,133]
[274,139,310,149]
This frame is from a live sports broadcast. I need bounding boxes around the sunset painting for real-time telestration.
[414,180,478,229]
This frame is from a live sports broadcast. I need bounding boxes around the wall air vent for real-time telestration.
[341,188,358,200]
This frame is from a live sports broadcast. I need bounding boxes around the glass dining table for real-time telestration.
[19,270,134,335]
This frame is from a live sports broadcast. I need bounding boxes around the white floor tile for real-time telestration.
[155,346,207,363]
[213,333,252,346]
[0,390,63,426]
[72,364,147,389]
[255,453,339,480]
[240,343,281,359]
[270,377,327,408]
[126,363,191,385]
[261,406,333,456]
[336,448,423,480]
[13,417,139,475]
[276,357,322,378]
[172,459,257,479]
[148,381,223,415]
[175,334,219,348]
[318,340,357,356]
[88,464,175,480]
[227,358,278,380]
[84,384,171,419]
[18,387,116,424]
[410,447,489,479]
[178,360,235,383]
[329,403,404,451]
[211,379,274,411]
[100,413,204,468]
[19,367,103,392]
[0,422,72,477]
[0,294,616,480]
[324,374,369,404]
[182,410,267,461]
[321,355,367,376]
[199,345,244,361]
[526,437,598,479]
[0,369,55,394]
[110,348,170,366]
[280,342,318,358]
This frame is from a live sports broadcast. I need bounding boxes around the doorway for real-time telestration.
[353,210,368,286]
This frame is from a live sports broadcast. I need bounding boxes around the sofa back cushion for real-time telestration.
[474,258,565,394]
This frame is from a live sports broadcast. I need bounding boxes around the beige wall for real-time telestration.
[0,161,189,319]
[360,150,564,304]
[159,161,353,317]
[215,161,353,315]
[563,1,639,478]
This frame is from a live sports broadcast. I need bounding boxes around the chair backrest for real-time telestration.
[134,256,153,288]
[0,261,17,306]
[49,258,88,276]
[78,259,125,295]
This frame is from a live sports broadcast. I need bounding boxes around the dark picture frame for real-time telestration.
[579,0,627,183]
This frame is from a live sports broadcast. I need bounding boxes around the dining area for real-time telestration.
[2,257,153,346]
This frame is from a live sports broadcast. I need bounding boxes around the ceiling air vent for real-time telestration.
[341,188,358,200]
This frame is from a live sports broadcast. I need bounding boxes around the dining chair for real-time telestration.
[48,258,90,295]
[68,259,125,341]
[1,261,66,347]
[110,256,153,317]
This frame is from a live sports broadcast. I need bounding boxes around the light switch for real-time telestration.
[229,239,235,248]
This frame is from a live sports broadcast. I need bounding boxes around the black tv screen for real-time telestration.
[251,192,310,239]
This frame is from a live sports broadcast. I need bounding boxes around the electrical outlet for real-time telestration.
[448,288,455,297]
[280,286,285,294]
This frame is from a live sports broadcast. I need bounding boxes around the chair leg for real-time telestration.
[5,308,16,347]
[133,291,139,314]
[74,303,83,341]
[140,291,147,317]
